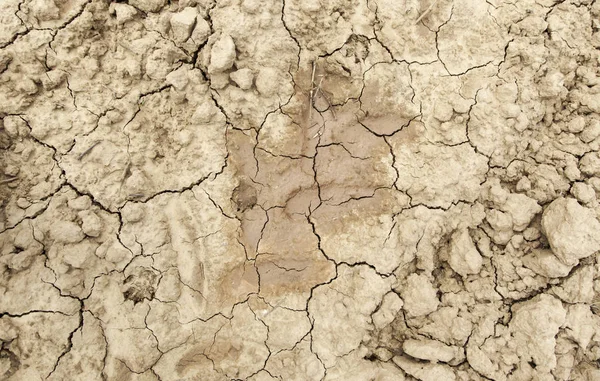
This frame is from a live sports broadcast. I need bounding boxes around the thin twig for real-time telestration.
[77,140,102,161]
[311,122,325,139]
[0,176,18,184]
[120,162,132,186]
[311,60,317,92]
[415,0,440,24]
[309,60,317,122]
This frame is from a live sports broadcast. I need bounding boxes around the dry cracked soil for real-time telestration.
[2,0,600,380]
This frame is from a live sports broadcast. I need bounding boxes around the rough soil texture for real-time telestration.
[2,0,600,380]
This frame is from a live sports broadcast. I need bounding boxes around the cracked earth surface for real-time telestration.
[2,0,600,380]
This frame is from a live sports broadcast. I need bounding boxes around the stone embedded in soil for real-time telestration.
[446,229,483,277]
[522,249,573,278]
[372,292,404,329]
[209,34,237,73]
[402,339,458,363]
[230,68,254,90]
[564,304,596,350]
[170,7,198,42]
[419,307,474,346]
[501,193,542,231]
[110,3,137,24]
[541,197,600,265]
[551,265,595,304]
[509,294,566,373]
[398,273,440,318]
[484,209,514,245]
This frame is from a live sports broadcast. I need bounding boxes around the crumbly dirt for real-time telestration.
[1,0,600,380]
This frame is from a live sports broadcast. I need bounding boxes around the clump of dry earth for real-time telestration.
[1,0,600,380]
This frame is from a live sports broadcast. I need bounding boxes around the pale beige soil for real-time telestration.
[2,0,600,380]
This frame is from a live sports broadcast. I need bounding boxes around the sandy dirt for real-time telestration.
[1,0,600,380]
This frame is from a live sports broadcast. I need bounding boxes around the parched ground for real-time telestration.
[1,0,600,380]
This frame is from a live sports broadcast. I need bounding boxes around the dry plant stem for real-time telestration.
[309,60,328,139]
[309,60,317,122]
[77,140,102,161]
[119,162,132,189]
[312,123,324,139]
[415,0,440,24]
[316,75,324,94]
[309,121,322,139]
[0,177,18,184]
